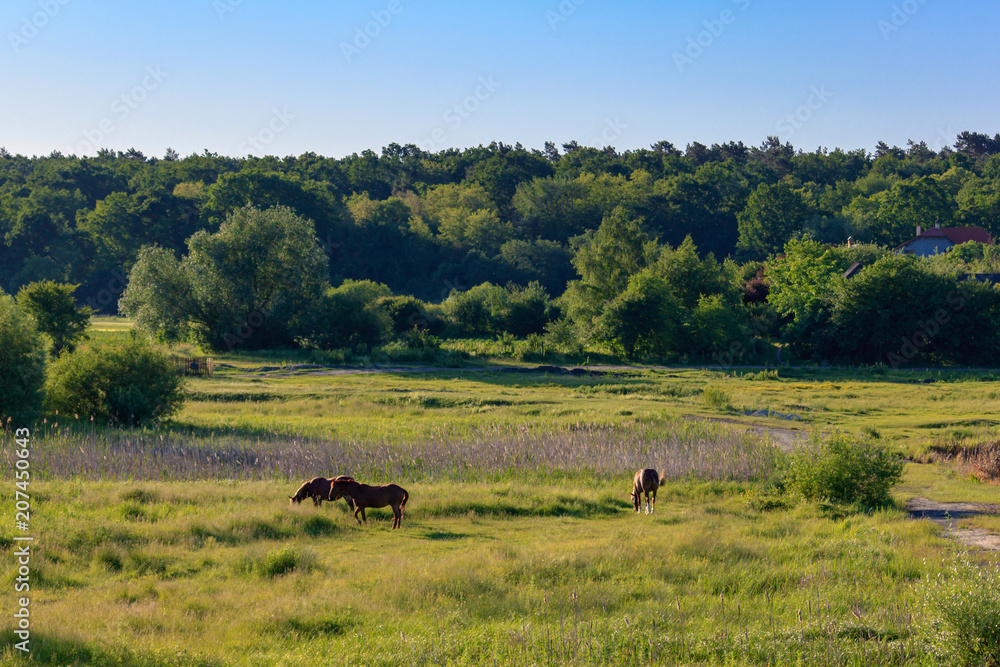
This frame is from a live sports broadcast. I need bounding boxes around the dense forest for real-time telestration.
[3,132,1000,365]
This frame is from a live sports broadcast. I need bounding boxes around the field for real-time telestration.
[2,320,999,665]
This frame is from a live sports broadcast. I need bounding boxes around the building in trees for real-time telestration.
[894,225,993,257]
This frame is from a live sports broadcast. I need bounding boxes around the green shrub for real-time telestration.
[924,553,1000,666]
[783,433,904,508]
[702,386,733,411]
[45,333,184,426]
[0,291,47,425]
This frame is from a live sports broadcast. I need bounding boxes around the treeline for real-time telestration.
[2,132,1000,308]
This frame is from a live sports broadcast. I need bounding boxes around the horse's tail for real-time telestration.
[400,488,409,514]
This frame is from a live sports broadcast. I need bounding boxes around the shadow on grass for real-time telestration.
[0,631,222,666]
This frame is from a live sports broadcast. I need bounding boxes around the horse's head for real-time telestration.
[329,483,344,502]
[631,491,640,512]
[289,495,300,505]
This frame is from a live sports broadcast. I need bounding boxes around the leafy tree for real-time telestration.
[16,280,93,355]
[736,183,810,259]
[0,291,47,424]
[297,280,393,351]
[592,270,681,360]
[766,239,852,356]
[45,333,184,426]
[562,207,659,325]
[121,206,329,350]
[79,192,142,268]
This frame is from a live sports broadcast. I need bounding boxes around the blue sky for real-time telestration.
[2,0,997,159]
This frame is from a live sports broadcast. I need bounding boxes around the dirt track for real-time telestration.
[906,497,1000,552]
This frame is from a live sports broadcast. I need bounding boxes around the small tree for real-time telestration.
[592,270,681,360]
[0,292,47,425]
[16,280,93,356]
[45,334,184,426]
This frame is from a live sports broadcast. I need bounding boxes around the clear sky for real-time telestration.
[2,0,997,159]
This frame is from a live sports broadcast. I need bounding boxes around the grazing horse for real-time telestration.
[289,476,355,508]
[329,478,409,529]
[632,469,661,515]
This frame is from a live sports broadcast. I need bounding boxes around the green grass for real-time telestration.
[9,319,998,665]
[0,479,978,666]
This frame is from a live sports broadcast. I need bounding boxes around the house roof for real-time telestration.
[894,226,994,250]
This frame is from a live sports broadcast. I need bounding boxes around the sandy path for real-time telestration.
[906,497,1000,551]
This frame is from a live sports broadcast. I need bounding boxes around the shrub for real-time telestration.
[702,386,733,411]
[782,433,904,508]
[924,553,1000,666]
[297,281,393,351]
[45,333,184,426]
[0,292,47,425]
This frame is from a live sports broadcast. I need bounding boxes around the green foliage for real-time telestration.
[121,206,329,350]
[45,333,184,425]
[782,433,904,508]
[736,182,810,259]
[563,206,660,325]
[297,280,393,351]
[16,280,93,355]
[924,553,1000,666]
[444,281,554,337]
[0,291,47,424]
[701,385,733,411]
[375,294,432,334]
[592,270,681,360]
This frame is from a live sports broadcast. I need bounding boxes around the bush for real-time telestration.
[297,281,393,351]
[782,433,904,508]
[0,292,47,425]
[45,333,184,426]
[443,281,554,337]
[924,553,1000,666]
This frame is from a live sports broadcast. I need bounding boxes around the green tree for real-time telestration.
[0,292,47,424]
[736,183,810,259]
[296,280,393,351]
[16,280,93,356]
[121,206,329,350]
[592,270,681,360]
[79,192,142,268]
[562,207,660,325]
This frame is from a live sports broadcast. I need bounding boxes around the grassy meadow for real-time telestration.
[2,318,999,665]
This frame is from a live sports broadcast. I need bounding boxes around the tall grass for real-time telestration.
[3,420,781,483]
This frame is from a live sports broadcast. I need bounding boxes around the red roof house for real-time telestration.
[895,225,994,257]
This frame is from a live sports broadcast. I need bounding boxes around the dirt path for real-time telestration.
[906,497,1000,551]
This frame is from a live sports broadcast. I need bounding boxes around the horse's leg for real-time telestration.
[645,491,651,515]
[360,507,367,525]
[392,503,401,529]
[651,488,656,513]
[354,506,364,526]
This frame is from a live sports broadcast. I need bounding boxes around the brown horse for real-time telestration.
[328,478,409,529]
[289,476,355,508]
[632,469,661,515]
